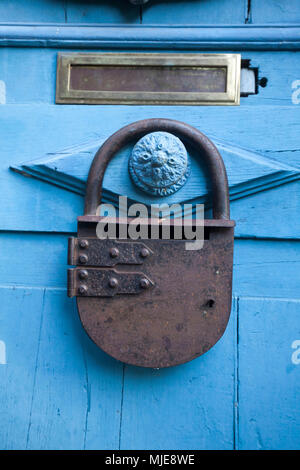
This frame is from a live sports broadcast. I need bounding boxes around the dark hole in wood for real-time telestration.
[259,77,268,88]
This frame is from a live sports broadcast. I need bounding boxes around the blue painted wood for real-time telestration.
[27,290,124,450]
[232,240,300,298]
[0,286,124,450]
[66,1,141,24]
[0,102,299,236]
[142,0,245,24]
[0,0,140,24]
[2,49,300,107]
[0,287,44,449]
[238,297,300,450]
[0,1,299,451]
[1,25,300,50]
[0,0,299,28]
[0,233,71,288]
[252,0,300,24]
[231,180,300,239]
[0,290,237,450]
[0,0,66,22]
[1,234,300,299]
[12,133,299,210]
[0,0,245,25]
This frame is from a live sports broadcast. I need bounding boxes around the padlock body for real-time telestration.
[69,217,234,368]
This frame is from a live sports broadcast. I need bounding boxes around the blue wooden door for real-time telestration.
[0,1,300,450]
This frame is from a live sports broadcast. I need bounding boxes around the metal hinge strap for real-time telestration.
[67,268,154,298]
[68,238,153,267]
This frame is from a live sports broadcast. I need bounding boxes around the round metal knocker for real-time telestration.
[128,131,191,196]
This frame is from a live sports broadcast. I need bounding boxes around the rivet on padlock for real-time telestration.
[79,239,89,249]
[78,269,88,280]
[109,247,119,258]
[78,254,88,264]
[140,248,150,258]
[109,277,118,288]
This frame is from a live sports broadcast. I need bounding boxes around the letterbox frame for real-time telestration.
[56,52,241,106]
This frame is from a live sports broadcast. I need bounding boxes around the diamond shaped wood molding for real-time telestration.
[10,133,300,210]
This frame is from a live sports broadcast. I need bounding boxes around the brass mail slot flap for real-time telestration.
[56,53,241,105]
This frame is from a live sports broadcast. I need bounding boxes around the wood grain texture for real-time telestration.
[251,0,300,24]
[119,299,237,450]
[1,234,299,299]
[0,0,140,24]
[233,240,300,298]
[238,297,300,450]
[0,285,236,449]
[0,287,44,449]
[0,1,300,450]
[1,102,299,237]
[232,180,300,239]
[0,287,124,450]
[0,0,284,26]
[1,254,299,449]
[0,0,66,22]
[0,0,299,26]
[66,1,141,24]
[141,0,245,24]
[12,133,298,212]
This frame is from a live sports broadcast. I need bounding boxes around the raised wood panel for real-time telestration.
[13,133,297,208]
[1,102,299,237]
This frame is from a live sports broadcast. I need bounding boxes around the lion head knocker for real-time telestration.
[129,131,191,196]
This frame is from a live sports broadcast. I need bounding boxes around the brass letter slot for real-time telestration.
[56,53,240,106]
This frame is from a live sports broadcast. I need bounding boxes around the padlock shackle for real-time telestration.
[84,119,230,219]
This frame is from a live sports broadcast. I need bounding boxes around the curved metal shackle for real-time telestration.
[84,119,230,219]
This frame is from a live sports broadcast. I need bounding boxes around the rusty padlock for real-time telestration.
[68,119,235,368]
